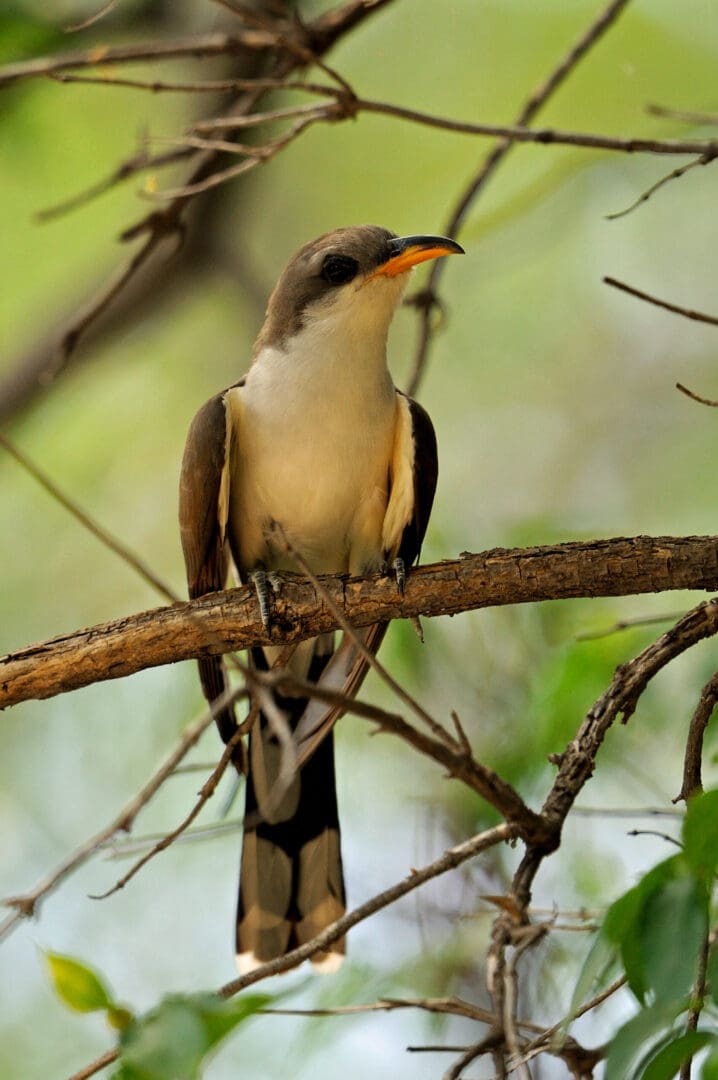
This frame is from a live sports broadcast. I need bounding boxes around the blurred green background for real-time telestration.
[2,1,718,1076]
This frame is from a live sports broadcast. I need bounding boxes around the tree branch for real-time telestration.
[69,822,514,1080]
[406,0,636,395]
[3,534,718,710]
[604,276,718,327]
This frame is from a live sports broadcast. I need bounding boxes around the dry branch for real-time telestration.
[2,534,718,711]
[407,0,635,395]
[604,276,718,326]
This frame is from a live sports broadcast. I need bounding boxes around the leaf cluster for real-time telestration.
[572,790,718,1079]
[45,952,269,1079]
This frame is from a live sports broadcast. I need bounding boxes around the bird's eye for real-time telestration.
[321,254,359,285]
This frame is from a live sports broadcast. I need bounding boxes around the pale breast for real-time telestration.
[226,367,397,576]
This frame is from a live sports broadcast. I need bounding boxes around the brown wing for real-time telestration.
[395,391,438,566]
[179,390,236,748]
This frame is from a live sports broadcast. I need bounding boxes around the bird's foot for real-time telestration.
[252,569,282,631]
[393,556,406,596]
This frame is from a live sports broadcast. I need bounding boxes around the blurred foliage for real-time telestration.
[569,790,718,1080]
[45,950,270,1079]
[2,1,718,1078]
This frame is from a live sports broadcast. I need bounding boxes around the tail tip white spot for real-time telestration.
[236,951,262,975]
[235,949,344,975]
[311,950,344,974]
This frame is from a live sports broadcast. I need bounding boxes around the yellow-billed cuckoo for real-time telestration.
[179,225,463,973]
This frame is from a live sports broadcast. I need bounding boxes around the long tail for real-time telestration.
[235,649,346,973]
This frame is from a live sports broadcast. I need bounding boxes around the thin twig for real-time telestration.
[69,822,514,1080]
[0,433,177,602]
[679,932,712,1080]
[676,382,718,408]
[35,146,193,222]
[273,522,455,746]
[406,0,636,396]
[48,72,340,97]
[604,276,718,326]
[626,828,682,847]
[576,609,685,641]
[675,671,718,802]
[210,0,356,97]
[605,154,712,221]
[90,719,250,900]
[352,98,718,157]
[0,32,275,86]
[148,113,321,199]
[221,823,516,991]
[64,0,120,32]
[192,99,335,131]
[0,696,235,940]
[647,103,718,126]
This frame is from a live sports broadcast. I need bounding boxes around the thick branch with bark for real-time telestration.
[2,534,717,710]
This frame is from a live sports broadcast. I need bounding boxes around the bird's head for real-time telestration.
[254,225,464,354]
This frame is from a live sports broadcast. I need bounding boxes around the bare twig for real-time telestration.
[67,1049,119,1080]
[0,697,230,941]
[576,609,686,641]
[478,598,718,1075]
[192,99,336,131]
[605,154,712,220]
[0,32,274,86]
[64,0,120,32]
[675,670,718,802]
[676,382,718,408]
[406,0,636,396]
[221,823,516,991]
[48,72,339,97]
[604,276,718,327]
[679,932,711,1080]
[0,433,176,602]
[35,145,193,222]
[647,103,718,126]
[274,522,454,745]
[149,111,326,198]
[351,98,718,158]
[69,822,513,1080]
[91,719,249,900]
[504,926,546,1080]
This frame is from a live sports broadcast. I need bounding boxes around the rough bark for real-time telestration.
[2,534,717,710]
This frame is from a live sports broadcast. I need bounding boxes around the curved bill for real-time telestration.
[369,234,465,279]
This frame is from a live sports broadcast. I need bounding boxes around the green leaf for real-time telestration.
[683,789,718,881]
[605,1001,686,1080]
[566,923,620,1025]
[44,951,113,1014]
[707,940,718,1007]
[602,856,706,1006]
[119,993,270,1080]
[639,872,708,1004]
[702,1047,718,1079]
[641,1030,714,1080]
[107,1006,134,1032]
[604,875,654,1004]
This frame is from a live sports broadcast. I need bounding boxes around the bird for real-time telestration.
[178,224,464,974]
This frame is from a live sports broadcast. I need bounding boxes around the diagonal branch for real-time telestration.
[604,276,718,327]
[68,822,514,1080]
[406,0,636,396]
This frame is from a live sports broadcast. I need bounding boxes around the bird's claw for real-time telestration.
[252,569,284,632]
[393,556,406,596]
